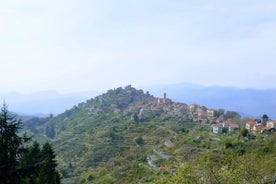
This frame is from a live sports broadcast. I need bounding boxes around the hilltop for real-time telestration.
[23,85,276,184]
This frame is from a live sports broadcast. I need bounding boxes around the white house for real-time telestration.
[212,123,223,134]
[212,121,239,134]
[267,121,276,129]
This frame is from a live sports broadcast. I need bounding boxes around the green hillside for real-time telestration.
[23,86,276,184]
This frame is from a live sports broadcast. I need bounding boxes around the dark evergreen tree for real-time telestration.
[0,104,61,184]
[224,111,241,120]
[262,114,269,125]
[19,141,42,184]
[46,125,56,138]
[0,104,30,184]
[37,142,60,184]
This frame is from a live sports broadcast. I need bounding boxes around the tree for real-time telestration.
[37,142,60,184]
[46,125,55,138]
[0,104,30,184]
[19,141,42,184]
[240,128,249,137]
[214,109,225,117]
[19,141,61,184]
[262,114,269,124]
[135,136,144,146]
[224,111,240,120]
[0,104,61,184]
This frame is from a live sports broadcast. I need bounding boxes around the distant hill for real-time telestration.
[145,83,276,119]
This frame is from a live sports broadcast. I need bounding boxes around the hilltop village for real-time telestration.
[96,85,276,135]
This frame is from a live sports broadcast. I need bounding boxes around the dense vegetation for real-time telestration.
[22,86,276,184]
[157,132,276,184]
[0,104,60,184]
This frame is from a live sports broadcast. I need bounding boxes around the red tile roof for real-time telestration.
[212,123,223,128]
[229,123,239,129]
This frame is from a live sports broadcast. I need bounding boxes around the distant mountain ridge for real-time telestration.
[145,83,276,119]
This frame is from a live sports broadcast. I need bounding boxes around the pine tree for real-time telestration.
[37,142,60,184]
[0,104,30,184]
[19,141,42,184]
[0,104,61,184]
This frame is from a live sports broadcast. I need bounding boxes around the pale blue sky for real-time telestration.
[0,0,276,93]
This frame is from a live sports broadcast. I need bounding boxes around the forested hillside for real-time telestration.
[23,86,276,184]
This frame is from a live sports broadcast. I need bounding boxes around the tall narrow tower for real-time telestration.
[163,93,167,103]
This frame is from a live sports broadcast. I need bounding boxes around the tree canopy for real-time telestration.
[0,104,60,184]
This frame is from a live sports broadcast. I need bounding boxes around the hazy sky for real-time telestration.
[1,0,276,93]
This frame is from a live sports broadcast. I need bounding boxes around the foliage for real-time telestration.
[46,125,56,138]
[135,136,144,146]
[0,104,60,184]
[0,104,30,184]
[214,108,225,117]
[24,115,53,134]
[157,134,276,184]
[262,114,269,123]
[224,111,241,120]
[240,128,249,137]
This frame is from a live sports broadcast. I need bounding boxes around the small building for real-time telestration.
[246,120,276,133]
[245,121,255,132]
[207,109,216,118]
[212,121,239,134]
[253,125,270,133]
[157,93,167,105]
[228,123,240,132]
[212,123,223,134]
[189,104,200,113]
[267,121,276,129]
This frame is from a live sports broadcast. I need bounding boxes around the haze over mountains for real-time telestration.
[2,83,276,119]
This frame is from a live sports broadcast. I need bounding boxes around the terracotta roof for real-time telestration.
[270,121,276,124]
[246,121,255,126]
[212,123,223,128]
[229,123,239,129]
[224,119,235,123]
[207,109,216,111]
[253,125,266,131]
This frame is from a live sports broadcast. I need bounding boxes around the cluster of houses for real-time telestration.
[188,104,219,122]
[186,103,240,134]
[156,92,276,135]
[245,119,276,133]
[211,118,276,134]
[211,120,240,134]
